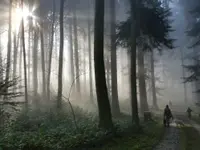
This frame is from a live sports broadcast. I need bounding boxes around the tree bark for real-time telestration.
[110,0,120,116]
[73,8,81,94]
[21,0,28,109]
[94,0,113,129]
[19,40,22,92]
[106,56,111,99]
[180,48,187,103]
[5,0,13,99]
[33,29,39,102]
[39,2,47,100]
[0,32,3,82]
[69,18,75,86]
[47,0,55,101]
[150,50,158,110]
[130,0,139,126]
[138,49,149,114]
[28,0,33,90]
[40,23,47,100]
[57,0,64,108]
[13,31,18,92]
[87,3,94,101]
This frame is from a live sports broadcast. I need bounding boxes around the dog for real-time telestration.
[174,119,184,127]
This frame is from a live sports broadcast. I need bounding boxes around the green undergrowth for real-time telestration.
[0,105,134,150]
[101,119,164,150]
[180,125,200,150]
[0,103,164,150]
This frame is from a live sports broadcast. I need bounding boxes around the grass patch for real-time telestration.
[179,126,186,150]
[101,120,164,150]
[180,126,200,150]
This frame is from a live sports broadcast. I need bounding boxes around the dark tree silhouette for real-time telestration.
[94,0,113,129]
[57,0,65,108]
[117,0,174,111]
[110,0,120,116]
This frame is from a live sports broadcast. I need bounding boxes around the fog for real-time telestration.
[0,0,199,121]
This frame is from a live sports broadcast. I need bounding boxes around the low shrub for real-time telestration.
[0,105,133,150]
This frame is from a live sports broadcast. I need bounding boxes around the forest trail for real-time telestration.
[154,122,181,150]
[154,113,200,150]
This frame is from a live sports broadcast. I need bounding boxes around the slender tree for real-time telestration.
[129,0,140,125]
[57,0,65,108]
[47,0,56,100]
[73,5,81,95]
[19,39,23,91]
[33,29,39,102]
[13,31,18,92]
[110,0,120,116]
[21,0,28,108]
[88,0,94,101]
[0,31,3,82]
[180,48,187,103]
[106,55,111,99]
[5,0,13,99]
[40,9,47,100]
[69,17,75,85]
[150,50,158,109]
[138,48,149,113]
[94,0,113,129]
[28,0,33,90]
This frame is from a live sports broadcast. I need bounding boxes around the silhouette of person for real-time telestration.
[163,105,173,127]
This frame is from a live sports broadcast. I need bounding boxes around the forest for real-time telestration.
[0,0,200,149]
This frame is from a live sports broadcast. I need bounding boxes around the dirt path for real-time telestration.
[154,122,181,150]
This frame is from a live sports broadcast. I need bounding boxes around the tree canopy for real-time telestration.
[187,2,200,47]
[117,0,174,50]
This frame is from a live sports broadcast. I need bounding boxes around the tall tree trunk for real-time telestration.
[150,50,158,109]
[47,0,55,101]
[21,0,28,109]
[28,27,31,90]
[180,48,187,103]
[69,18,75,86]
[83,33,87,92]
[94,0,113,129]
[106,56,111,99]
[57,0,64,108]
[40,22,47,100]
[87,4,94,101]
[27,0,33,90]
[13,31,18,92]
[39,2,47,100]
[33,29,39,102]
[0,33,3,82]
[5,0,13,99]
[73,8,81,94]
[19,40,22,91]
[130,0,139,125]
[138,49,149,114]
[110,0,120,116]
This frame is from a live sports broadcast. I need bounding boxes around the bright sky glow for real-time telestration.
[12,6,34,31]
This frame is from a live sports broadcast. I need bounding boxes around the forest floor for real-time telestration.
[101,113,200,150]
[101,120,164,150]
[1,106,200,150]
